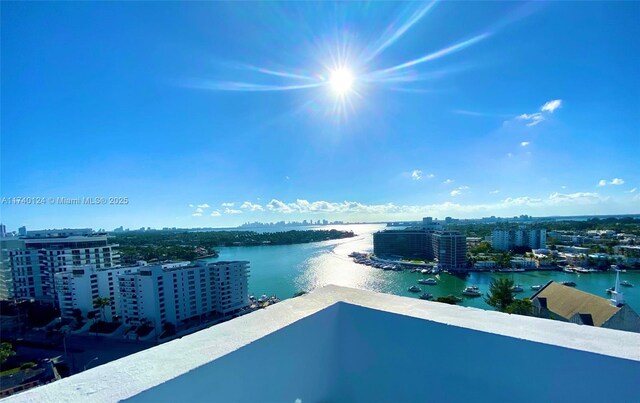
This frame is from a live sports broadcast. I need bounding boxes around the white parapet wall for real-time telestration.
[5,285,640,402]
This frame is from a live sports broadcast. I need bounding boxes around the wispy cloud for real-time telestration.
[411,170,423,180]
[197,203,210,209]
[489,190,500,194]
[192,212,203,217]
[598,178,625,187]
[224,208,242,214]
[221,202,235,207]
[627,188,637,193]
[210,210,221,217]
[520,141,530,147]
[443,179,454,184]
[541,99,562,113]
[450,186,470,197]
[516,113,544,127]
[509,99,563,127]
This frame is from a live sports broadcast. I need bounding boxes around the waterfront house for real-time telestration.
[531,281,640,333]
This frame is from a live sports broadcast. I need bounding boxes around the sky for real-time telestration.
[1,1,639,231]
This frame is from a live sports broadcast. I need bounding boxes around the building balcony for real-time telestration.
[5,285,639,402]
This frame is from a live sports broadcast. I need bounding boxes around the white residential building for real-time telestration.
[8,229,120,303]
[117,261,250,331]
[491,228,546,251]
[54,262,147,321]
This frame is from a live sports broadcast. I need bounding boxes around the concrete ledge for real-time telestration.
[5,285,640,402]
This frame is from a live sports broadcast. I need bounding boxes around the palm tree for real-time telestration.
[93,297,111,321]
[485,278,515,312]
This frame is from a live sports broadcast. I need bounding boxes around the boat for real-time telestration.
[419,293,434,300]
[621,280,634,287]
[418,278,437,285]
[409,269,417,273]
[462,286,482,297]
[511,285,524,293]
[563,267,574,273]
[530,284,543,291]
[420,269,430,274]
[561,281,576,287]
[408,285,421,293]
[606,287,615,294]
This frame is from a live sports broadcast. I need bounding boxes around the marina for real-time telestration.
[203,224,640,312]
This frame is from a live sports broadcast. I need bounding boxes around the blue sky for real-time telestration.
[2,1,639,230]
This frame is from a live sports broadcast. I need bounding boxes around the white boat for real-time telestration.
[420,269,430,274]
[462,286,481,297]
[621,280,634,287]
[530,285,543,291]
[408,285,421,293]
[563,267,574,273]
[418,278,437,285]
[511,285,524,293]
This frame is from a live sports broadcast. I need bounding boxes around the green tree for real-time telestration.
[0,342,15,364]
[93,297,111,321]
[435,295,460,305]
[506,299,533,316]
[485,278,515,312]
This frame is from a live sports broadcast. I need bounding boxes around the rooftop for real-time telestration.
[6,285,640,402]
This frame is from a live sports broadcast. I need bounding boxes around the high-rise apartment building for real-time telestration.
[432,231,467,270]
[54,262,148,321]
[7,228,120,303]
[491,228,547,251]
[117,261,250,331]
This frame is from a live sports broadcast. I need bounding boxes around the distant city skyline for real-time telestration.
[2,2,638,230]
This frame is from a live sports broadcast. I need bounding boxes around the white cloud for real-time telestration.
[285,176,290,180]
[197,203,210,209]
[411,170,422,180]
[192,212,202,217]
[210,210,221,217]
[489,190,500,194]
[443,179,454,184]
[260,192,610,217]
[240,201,264,211]
[188,204,194,208]
[224,208,242,214]
[516,113,544,127]
[507,153,513,158]
[221,202,235,207]
[598,178,625,187]
[627,188,637,193]
[561,186,567,189]
[541,99,562,113]
[195,207,204,213]
[509,99,563,128]
[520,141,530,147]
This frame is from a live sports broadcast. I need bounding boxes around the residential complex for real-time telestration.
[117,261,250,331]
[373,217,467,270]
[491,228,547,251]
[6,228,120,303]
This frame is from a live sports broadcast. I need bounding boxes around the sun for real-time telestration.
[329,68,354,95]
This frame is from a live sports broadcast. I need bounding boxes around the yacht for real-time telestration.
[418,278,437,285]
[621,280,634,287]
[462,286,482,297]
[606,287,615,294]
[530,284,543,291]
[563,267,574,273]
[420,269,430,274]
[511,285,524,293]
[408,285,421,293]
[419,293,434,300]
[561,281,576,287]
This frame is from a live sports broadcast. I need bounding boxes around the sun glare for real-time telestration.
[329,68,354,95]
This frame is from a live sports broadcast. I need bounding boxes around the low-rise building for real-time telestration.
[531,281,640,333]
[473,260,497,270]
